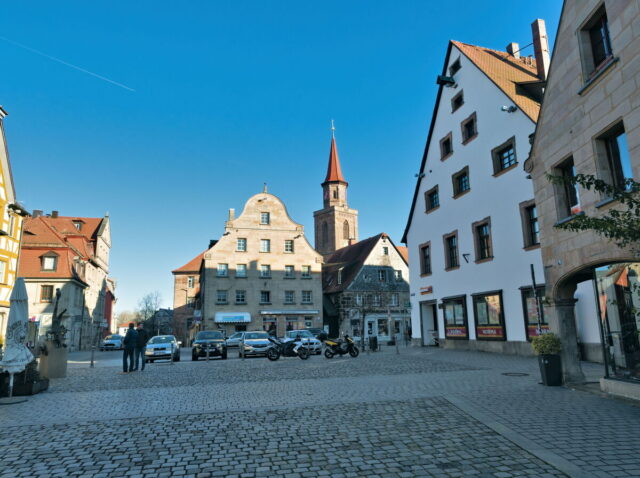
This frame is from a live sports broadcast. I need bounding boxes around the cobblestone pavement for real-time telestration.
[1,347,639,478]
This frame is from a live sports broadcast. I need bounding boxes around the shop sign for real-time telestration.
[476,325,504,339]
[527,325,549,337]
[214,312,251,323]
[420,286,433,295]
[445,326,467,337]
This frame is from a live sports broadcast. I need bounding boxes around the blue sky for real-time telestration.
[3,1,562,312]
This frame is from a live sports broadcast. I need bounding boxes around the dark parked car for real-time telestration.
[306,328,328,341]
[192,331,227,361]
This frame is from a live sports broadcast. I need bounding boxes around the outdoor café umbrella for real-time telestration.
[0,278,33,404]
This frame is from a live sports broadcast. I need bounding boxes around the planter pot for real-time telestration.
[0,375,49,397]
[538,354,562,386]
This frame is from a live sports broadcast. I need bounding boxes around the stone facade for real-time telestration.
[172,251,203,344]
[528,0,640,383]
[201,190,323,336]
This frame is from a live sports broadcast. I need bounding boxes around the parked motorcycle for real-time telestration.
[267,337,310,361]
[324,335,359,358]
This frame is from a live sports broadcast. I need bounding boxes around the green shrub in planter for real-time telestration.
[531,333,562,386]
[531,333,562,355]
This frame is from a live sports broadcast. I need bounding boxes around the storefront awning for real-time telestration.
[214,312,251,323]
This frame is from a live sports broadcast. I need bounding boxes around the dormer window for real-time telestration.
[72,221,83,231]
[42,253,58,271]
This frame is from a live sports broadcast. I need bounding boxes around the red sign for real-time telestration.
[445,326,467,338]
[420,286,433,295]
[476,325,504,339]
[527,325,550,337]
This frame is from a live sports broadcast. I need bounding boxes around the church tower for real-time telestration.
[313,123,359,257]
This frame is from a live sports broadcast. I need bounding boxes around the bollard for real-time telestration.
[170,343,174,365]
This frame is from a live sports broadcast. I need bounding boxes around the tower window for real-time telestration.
[343,221,349,240]
[322,222,328,246]
[333,189,338,199]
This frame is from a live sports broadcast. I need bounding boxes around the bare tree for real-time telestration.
[137,291,162,322]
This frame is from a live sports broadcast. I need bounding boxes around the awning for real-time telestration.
[214,312,251,323]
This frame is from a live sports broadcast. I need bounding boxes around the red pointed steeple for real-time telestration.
[323,135,347,185]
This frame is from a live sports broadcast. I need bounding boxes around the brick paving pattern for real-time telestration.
[1,347,639,477]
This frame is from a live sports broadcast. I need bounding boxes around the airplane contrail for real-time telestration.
[0,35,136,92]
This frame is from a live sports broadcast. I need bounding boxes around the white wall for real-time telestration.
[407,45,545,344]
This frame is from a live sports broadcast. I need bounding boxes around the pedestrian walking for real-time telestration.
[122,323,138,373]
[132,323,148,371]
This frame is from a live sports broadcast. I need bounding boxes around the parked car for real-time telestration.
[100,334,124,351]
[226,331,245,348]
[305,328,328,341]
[284,330,322,354]
[239,331,271,357]
[192,331,227,361]
[145,335,180,362]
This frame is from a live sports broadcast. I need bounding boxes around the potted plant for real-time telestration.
[0,360,49,397]
[531,333,562,386]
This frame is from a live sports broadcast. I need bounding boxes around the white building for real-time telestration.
[403,21,598,355]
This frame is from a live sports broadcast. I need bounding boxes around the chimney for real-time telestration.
[51,210,59,218]
[506,42,520,59]
[228,208,235,221]
[33,209,43,218]
[531,19,550,80]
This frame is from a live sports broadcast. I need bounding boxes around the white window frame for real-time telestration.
[236,264,247,278]
[260,212,270,225]
[217,263,228,277]
[260,239,271,253]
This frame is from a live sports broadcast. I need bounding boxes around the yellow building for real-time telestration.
[0,106,27,342]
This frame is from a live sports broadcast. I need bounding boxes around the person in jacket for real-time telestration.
[132,323,148,371]
[122,323,138,373]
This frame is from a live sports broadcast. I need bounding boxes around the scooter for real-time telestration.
[267,337,310,361]
[324,335,359,358]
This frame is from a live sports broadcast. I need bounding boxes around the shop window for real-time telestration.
[595,122,633,192]
[579,5,613,80]
[425,185,439,212]
[440,133,453,160]
[521,286,548,340]
[443,232,459,270]
[377,318,389,337]
[304,317,313,328]
[419,242,431,276]
[443,296,468,339]
[461,112,477,144]
[555,157,581,219]
[452,166,470,198]
[491,137,517,175]
[472,291,505,341]
[451,91,464,112]
[472,218,493,262]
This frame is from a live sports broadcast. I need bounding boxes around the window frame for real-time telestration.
[594,121,633,193]
[460,112,478,144]
[443,231,459,271]
[236,264,247,278]
[439,132,453,161]
[217,263,229,277]
[491,136,518,176]
[472,290,506,341]
[260,239,271,253]
[284,265,295,279]
[554,156,581,220]
[520,285,549,341]
[216,290,228,304]
[519,199,540,249]
[187,276,195,288]
[236,238,247,252]
[578,4,614,82]
[472,217,493,263]
[41,285,54,303]
[425,185,440,213]
[301,265,311,279]
[377,269,387,282]
[41,253,58,272]
[301,290,312,304]
[449,57,461,76]
[0,260,7,284]
[260,290,271,305]
[260,264,272,278]
[452,166,470,198]
[419,242,431,276]
[235,290,246,304]
[260,212,270,225]
[284,240,294,253]
[451,90,464,113]
[284,290,295,304]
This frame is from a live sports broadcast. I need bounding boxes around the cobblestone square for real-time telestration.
[1,347,640,477]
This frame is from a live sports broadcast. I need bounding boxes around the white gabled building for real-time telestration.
[402,21,598,356]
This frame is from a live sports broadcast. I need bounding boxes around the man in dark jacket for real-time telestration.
[132,323,148,371]
[122,323,138,373]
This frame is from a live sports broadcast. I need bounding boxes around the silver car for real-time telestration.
[226,332,245,348]
[284,330,322,354]
[239,331,272,357]
[100,334,124,351]
[144,335,181,362]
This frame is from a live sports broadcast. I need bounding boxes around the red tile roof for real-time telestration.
[396,246,409,265]
[172,251,205,274]
[451,41,541,122]
[323,137,347,184]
